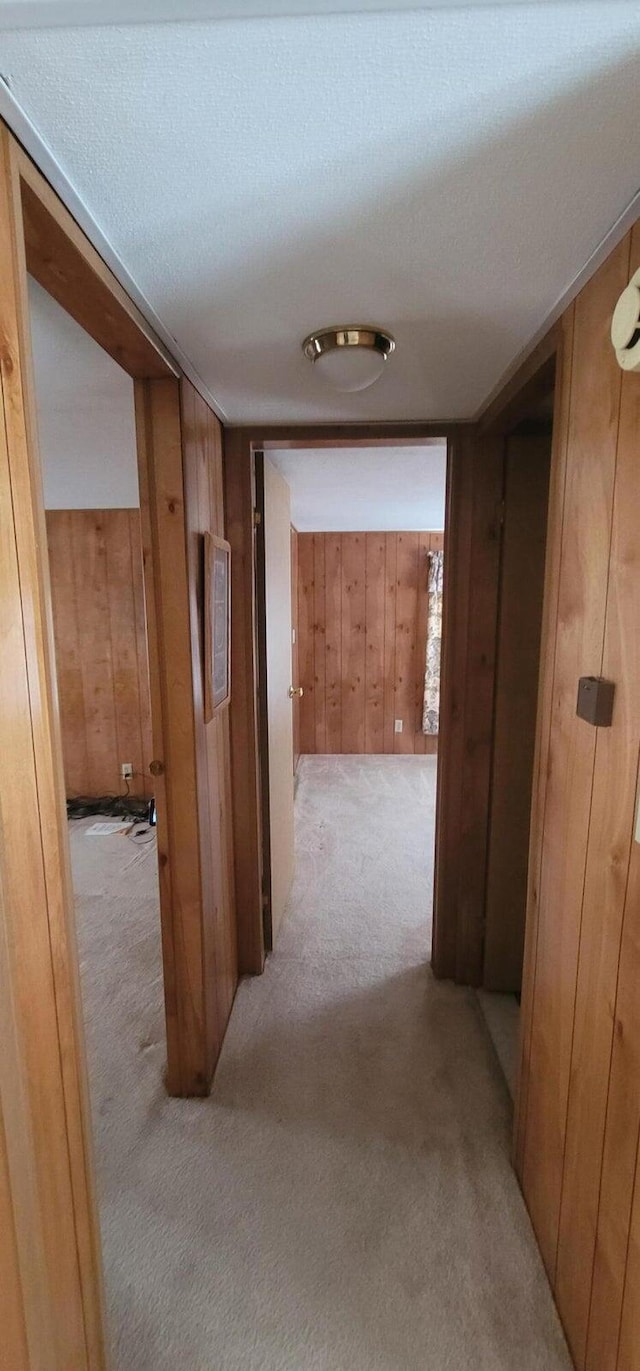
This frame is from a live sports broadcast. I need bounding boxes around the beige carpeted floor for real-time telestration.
[71,755,571,1371]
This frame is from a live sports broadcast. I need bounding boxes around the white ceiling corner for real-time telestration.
[2,4,640,425]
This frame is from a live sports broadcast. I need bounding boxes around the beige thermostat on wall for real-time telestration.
[611,267,640,371]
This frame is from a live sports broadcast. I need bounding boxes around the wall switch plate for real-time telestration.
[292,628,296,645]
[576,676,615,727]
[394,719,403,734]
[121,762,134,780]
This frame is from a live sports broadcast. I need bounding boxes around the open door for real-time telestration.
[260,454,296,945]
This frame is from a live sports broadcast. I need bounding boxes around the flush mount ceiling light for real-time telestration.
[303,326,396,393]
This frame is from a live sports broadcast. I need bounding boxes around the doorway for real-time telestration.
[477,384,555,1097]
[257,440,447,960]
[28,272,166,1322]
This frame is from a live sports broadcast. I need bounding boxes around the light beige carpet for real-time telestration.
[70,755,571,1371]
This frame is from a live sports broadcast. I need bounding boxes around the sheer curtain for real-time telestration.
[422,549,444,736]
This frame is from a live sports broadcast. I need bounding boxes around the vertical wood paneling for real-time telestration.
[618,1152,640,1371]
[514,304,575,1175]
[483,433,552,994]
[290,526,300,770]
[521,240,628,1292]
[296,531,439,756]
[223,431,264,977]
[432,433,473,980]
[364,532,386,753]
[383,533,398,754]
[297,533,315,754]
[455,433,505,985]
[515,226,640,1371]
[46,509,89,795]
[394,532,420,756]
[556,239,638,1362]
[313,534,327,753]
[46,509,153,800]
[340,533,366,753]
[325,535,342,753]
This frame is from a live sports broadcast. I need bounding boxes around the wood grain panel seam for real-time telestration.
[516,318,572,1173]
[553,344,625,1290]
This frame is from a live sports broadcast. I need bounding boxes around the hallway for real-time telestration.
[75,756,570,1371]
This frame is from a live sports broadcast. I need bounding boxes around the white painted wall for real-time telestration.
[267,444,446,531]
[29,277,139,510]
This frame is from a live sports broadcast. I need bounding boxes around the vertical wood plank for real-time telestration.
[618,1149,640,1371]
[105,508,146,795]
[223,431,264,976]
[130,509,153,799]
[413,532,430,757]
[74,512,119,796]
[364,532,386,753]
[514,306,574,1175]
[297,534,315,753]
[432,434,472,980]
[46,510,89,795]
[587,847,640,1371]
[383,533,398,753]
[325,535,342,753]
[340,533,366,753]
[483,433,551,993]
[313,533,327,753]
[455,432,505,984]
[394,532,420,755]
[290,526,300,769]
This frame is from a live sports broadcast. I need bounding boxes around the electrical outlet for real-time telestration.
[121,762,134,781]
[394,719,403,734]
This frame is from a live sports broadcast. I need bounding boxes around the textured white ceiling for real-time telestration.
[268,445,446,530]
[0,0,575,25]
[3,5,640,423]
[29,276,139,509]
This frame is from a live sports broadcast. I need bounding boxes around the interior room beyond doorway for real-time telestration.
[260,440,446,975]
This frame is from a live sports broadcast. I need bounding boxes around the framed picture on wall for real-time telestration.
[204,532,231,722]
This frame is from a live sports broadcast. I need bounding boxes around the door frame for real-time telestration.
[224,398,562,990]
[226,426,457,977]
[0,121,225,1371]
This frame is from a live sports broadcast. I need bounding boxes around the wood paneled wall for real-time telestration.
[180,379,238,1071]
[483,431,552,993]
[296,531,442,755]
[432,428,505,985]
[46,508,153,800]
[515,227,640,1371]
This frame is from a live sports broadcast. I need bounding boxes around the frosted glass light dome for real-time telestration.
[303,327,395,394]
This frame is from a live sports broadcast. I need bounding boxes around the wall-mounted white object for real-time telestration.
[611,268,640,371]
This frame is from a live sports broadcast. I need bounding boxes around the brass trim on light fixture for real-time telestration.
[302,325,396,363]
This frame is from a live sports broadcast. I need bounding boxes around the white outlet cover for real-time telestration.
[394,719,403,733]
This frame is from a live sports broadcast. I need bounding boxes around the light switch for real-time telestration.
[395,719,403,734]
